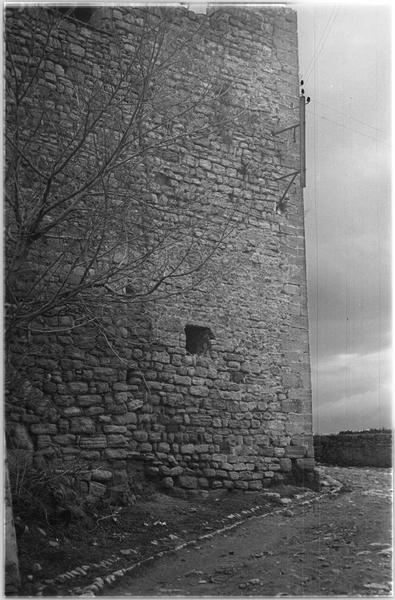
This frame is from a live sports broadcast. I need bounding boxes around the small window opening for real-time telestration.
[185,325,213,355]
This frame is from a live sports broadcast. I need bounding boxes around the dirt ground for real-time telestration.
[15,465,392,596]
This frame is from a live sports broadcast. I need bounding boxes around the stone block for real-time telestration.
[77,395,102,407]
[174,375,192,386]
[85,406,105,416]
[159,465,171,476]
[279,458,292,472]
[152,351,170,363]
[295,458,315,471]
[248,480,263,490]
[198,477,209,488]
[133,430,148,442]
[161,477,174,489]
[107,435,127,447]
[98,415,112,423]
[284,283,300,295]
[146,466,160,477]
[79,435,107,449]
[178,475,198,489]
[180,444,194,454]
[54,434,76,446]
[211,480,224,489]
[169,466,183,477]
[36,435,51,448]
[260,447,274,457]
[103,425,127,434]
[140,442,153,452]
[195,444,210,453]
[104,449,128,460]
[128,399,144,411]
[80,451,100,460]
[70,418,95,434]
[273,447,285,457]
[91,469,113,482]
[114,413,137,425]
[190,386,209,397]
[30,424,57,435]
[284,445,306,458]
[68,382,89,394]
[113,383,128,391]
[158,442,171,453]
[63,407,81,417]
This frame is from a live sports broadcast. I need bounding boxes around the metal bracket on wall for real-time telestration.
[272,89,309,213]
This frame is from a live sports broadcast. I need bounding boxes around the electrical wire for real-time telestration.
[303,6,339,84]
[313,99,386,134]
[309,6,320,435]
[307,108,390,146]
[374,8,383,426]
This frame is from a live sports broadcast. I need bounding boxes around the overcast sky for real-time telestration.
[296,3,392,433]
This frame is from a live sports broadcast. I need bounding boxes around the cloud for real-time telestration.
[312,347,392,433]
[315,388,392,434]
[306,238,391,360]
[296,5,391,434]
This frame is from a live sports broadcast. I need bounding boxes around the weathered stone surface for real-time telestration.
[91,469,114,482]
[284,445,307,458]
[133,431,148,442]
[161,477,174,489]
[169,466,183,477]
[70,418,95,434]
[77,395,103,407]
[248,480,263,490]
[128,399,144,411]
[79,436,107,449]
[314,432,392,468]
[6,5,313,495]
[63,407,82,417]
[30,424,57,435]
[103,425,127,434]
[114,413,137,425]
[54,434,76,446]
[279,458,292,472]
[178,475,198,489]
[104,449,128,460]
[295,458,315,471]
[107,435,128,447]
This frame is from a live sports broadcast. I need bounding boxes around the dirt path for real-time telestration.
[105,467,392,596]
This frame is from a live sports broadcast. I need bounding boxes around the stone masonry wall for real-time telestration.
[6,6,314,499]
[314,433,392,468]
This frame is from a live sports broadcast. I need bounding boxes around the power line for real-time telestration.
[307,109,391,146]
[312,6,320,435]
[313,99,386,134]
[303,7,339,84]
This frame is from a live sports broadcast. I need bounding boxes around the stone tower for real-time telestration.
[6,5,314,499]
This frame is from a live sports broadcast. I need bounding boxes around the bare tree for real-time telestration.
[5,6,241,338]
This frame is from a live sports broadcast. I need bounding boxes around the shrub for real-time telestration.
[8,451,88,527]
